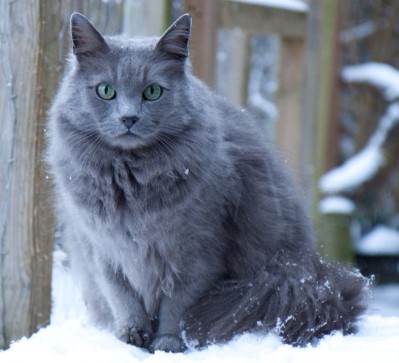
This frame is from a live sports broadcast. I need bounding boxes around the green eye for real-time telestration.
[96,82,116,100]
[143,84,163,101]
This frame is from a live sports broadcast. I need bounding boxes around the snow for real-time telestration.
[319,196,355,215]
[2,252,399,362]
[3,314,399,363]
[320,64,399,193]
[355,225,399,256]
[248,91,279,119]
[319,144,383,193]
[340,21,376,43]
[319,103,399,193]
[230,0,308,12]
[371,284,399,317]
[342,62,399,101]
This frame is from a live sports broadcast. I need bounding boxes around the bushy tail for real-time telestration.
[184,254,370,347]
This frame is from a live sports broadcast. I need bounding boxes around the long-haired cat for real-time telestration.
[47,13,369,352]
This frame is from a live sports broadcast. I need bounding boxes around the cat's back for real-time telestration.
[213,94,276,168]
[212,94,313,250]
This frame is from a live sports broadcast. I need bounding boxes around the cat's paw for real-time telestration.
[150,334,186,353]
[117,327,152,348]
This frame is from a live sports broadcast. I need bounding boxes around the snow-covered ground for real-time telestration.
[1,251,399,362]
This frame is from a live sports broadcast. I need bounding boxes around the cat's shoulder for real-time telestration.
[215,96,265,146]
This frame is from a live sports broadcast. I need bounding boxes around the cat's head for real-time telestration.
[65,12,195,150]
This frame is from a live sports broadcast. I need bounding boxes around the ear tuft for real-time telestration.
[70,12,109,60]
[155,14,192,60]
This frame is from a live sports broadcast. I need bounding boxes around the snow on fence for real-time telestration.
[319,102,399,194]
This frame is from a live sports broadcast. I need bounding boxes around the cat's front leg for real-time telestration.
[96,261,153,348]
[150,295,187,353]
[110,292,153,349]
[116,326,151,349]
[111,293,153,349]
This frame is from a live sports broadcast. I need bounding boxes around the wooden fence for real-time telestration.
[184,0,309,183]
[1,1,58,348]
[0,0,127,348]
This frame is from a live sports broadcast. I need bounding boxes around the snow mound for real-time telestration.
[319,103,399,193]
[355,225,399,256]
[2,315,399,363]
[319,144,383,193]
[342,62,399,101]
[319,196,355,215]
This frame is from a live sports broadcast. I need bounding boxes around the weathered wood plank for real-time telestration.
[0,0,65,348]
[1,0,41,347]
[220,0,307,38]
[30,0,68,337]
[124,0,170,36]
[183,0,220,88]
[275,37,306,181]
[216,29,251,106]
[302,0,348,259]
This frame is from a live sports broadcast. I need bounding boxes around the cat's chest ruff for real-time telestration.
[65,158,193,223]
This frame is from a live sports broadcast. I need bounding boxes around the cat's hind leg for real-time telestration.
[183,252,369,347]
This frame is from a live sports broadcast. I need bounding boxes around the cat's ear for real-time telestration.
[70,12,109,61]
[155,14,192,60]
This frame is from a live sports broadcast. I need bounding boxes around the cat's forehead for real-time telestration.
[105,35,158,55]
[101,36,162,80]
[71,34,184,83]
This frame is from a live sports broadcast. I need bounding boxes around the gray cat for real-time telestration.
[47,12,369,353]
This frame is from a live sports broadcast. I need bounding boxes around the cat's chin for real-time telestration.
[108,132,148,151]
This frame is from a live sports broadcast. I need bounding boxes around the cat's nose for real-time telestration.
[121,116,139,130]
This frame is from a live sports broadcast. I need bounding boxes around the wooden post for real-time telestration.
[216,29,250,107]
[275,38,306,181]
[0,0,63,348]
[220,0,308,38]
[124,0,170,36]
[320,213,354,263]
[302,0,347,259]
[183,0,220,88]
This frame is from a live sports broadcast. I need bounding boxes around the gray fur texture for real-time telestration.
[46,13,369,352]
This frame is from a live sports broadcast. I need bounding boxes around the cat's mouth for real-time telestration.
[111,130,143,148]
[121,130,138,138]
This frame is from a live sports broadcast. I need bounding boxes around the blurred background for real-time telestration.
[1,0,399,348]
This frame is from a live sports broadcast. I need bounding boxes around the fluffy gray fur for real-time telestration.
[46,13,369,353]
